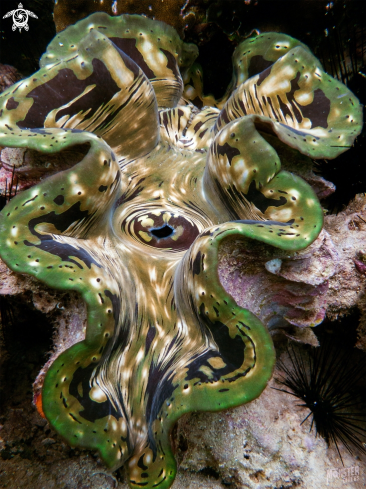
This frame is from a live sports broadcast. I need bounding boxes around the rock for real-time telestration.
[41,437,56,446]
[324,194,366,350]
[34,418,47,428]
[0,144,90,199]
[218,229,338,332]
[0,64,22,94]
[175,366,366,489]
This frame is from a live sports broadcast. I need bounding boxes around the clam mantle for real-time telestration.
[0,13,362,489]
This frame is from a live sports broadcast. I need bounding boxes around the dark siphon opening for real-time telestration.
[150,225,174,239]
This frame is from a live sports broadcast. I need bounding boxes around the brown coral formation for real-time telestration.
[53,0,202,37]
[0,64,22,94]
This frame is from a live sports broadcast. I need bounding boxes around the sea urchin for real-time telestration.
[274,339,366,463]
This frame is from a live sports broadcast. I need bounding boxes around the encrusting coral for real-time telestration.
[0,12,362,489]
[53,0,199,36]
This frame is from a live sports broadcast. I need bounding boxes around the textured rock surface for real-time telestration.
[324,194,366,350]
[218,230,338,332]
[175,373,366,489]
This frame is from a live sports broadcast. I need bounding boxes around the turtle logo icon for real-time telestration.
[3,3,38,32]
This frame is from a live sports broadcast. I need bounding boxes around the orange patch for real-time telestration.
[34,391,46,419]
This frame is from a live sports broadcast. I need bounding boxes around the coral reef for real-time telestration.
[0,10,363,489]
[53,0,202,37]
